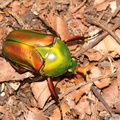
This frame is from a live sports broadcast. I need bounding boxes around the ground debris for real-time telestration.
[0,0,120,120]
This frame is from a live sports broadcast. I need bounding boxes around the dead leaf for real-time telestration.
[94,0,105,4]
[94,78,111,89]
[9,82,20,90]
[109,1,117,13]
[46,9,69,41]
[2,111,14,120]
[0,14,3,22]
[22,0,34,7]
[98,79,119,111]
[0,58,33,82]
[31,81,51,108]
[94,1,109,11]
[94,30,120,58]
[50,99,70,120]
[25,107,47,120]
[84,49,102,61]
[0,28,6,39]
[89,66,102,79]
[74,83,92,103]
[113,101,120,113]
[75,96,91,119]
[10,1,21,13]
[19,6,28,16]
[109,114,120,120]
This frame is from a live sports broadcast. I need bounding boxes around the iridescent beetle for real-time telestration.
[2,29,88,100]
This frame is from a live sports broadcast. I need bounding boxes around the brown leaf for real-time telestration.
[89,66,102,79]
[50,99,70,120]
[22,0,34,7]
[73,83,92,103]
[109,1,117,13]
[98,79,119,111]
[84,49,102,61]
[94,78,111,89]
[94,1,109,11]
[46,10,69,41]
[25,107,47,120]
[94,30,120,58]
[10,1,21,13]
[94,0,105,4]
[0,58,33,82]
[31,81,51,108]
[2,111,14,120]
[75,96,91,118]
[0,28,6,39]
[0,14,3,22]
[113,101,120,113]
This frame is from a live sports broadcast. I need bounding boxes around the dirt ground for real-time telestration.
[0,0,120,120]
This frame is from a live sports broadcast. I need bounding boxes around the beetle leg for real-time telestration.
[76,64,90,75]
[47,77,58,101]
[9,62,28,73]
[65,36,84,42]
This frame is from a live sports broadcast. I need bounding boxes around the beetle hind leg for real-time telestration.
[10,62,28,73]
[47,77,59,102]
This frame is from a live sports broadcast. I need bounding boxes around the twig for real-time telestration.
[8,12,26,29]
[91,86,112,117]
[72,0,87,13]
[86,17,120,44]
[107,4,120,23]
[0,0,13,9]
[75,19,120,58]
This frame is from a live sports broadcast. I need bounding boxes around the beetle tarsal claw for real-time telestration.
[76,64,90,75]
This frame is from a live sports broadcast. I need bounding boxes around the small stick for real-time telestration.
[86,17,120,44]
[91,86,112,117]
[72,0,87,13]
[8,12,26,29]
[75,19,120,58]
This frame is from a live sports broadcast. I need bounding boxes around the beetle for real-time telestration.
[2,29,88,100]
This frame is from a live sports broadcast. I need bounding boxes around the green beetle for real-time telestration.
[2,29,88,100]
[2,29,78,77]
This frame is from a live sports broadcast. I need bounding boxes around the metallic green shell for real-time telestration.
[2,30,77,77]
[36,38,77,77]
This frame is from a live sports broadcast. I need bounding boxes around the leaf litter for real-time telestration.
[0,0,120,120]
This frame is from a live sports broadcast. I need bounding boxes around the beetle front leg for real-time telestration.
[47,77,59,101]
[65,36,84,42]
[76,64,90,75]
